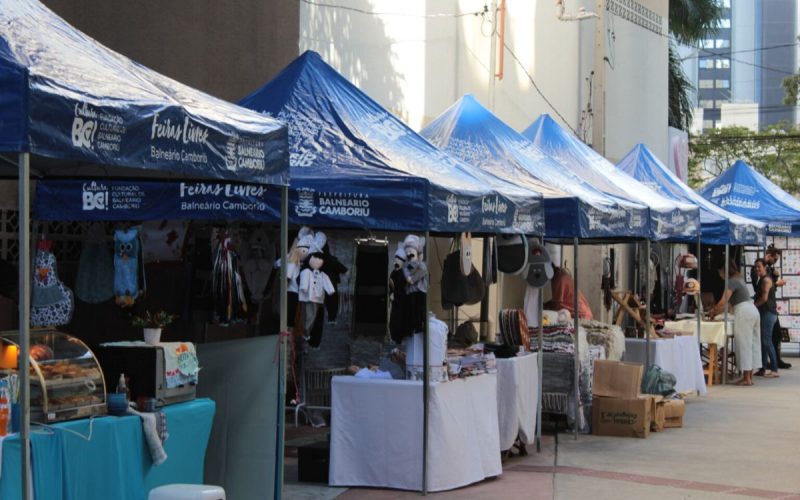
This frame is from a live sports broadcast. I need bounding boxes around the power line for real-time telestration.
[680,42,799,61]
[298,0,487,18]
[501,40,579,136]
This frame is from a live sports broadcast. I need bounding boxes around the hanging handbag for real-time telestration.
[496,233,528,275]
[441,235,485,308]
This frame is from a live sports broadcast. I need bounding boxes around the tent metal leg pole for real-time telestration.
[645,240,651,369]
[697,235,702,350]
[18,153,31,500]
[572,237,579,440]
[723,244,729,385]
[422,231,430,495]
[275,185,289,500]
[536,236,544,452]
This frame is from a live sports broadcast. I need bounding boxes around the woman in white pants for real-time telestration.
[707,260,761,386]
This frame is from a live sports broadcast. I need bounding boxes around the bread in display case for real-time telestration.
[0,329,107,422]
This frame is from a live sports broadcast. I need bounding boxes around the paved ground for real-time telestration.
[285,348,800,499]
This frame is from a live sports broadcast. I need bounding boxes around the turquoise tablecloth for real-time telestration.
[0,398,215,500]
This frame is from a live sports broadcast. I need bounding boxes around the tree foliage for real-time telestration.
[667,0,723,130]
[689,124,800,195]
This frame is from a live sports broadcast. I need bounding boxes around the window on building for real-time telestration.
[702,39,715,49]
[699,79,714,88]
[718,0,730,8]
[716,39,730,48]
[699,59,714,69]
[720,19,731,28]
[715,59,730,69]
[716,79,730,88]
[699,99,714,109]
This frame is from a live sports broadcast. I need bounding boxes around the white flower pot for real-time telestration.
[143,328,162,345]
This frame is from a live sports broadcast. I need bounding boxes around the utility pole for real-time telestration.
[592,0,606,156]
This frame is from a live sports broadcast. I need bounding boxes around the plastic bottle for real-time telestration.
[0,386,9,437]
[116,373,129,400]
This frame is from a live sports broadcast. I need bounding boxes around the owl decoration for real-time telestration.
[114,227,144,307]
[31,239,74,327]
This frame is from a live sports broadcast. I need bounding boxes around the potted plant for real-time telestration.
[131,310,176,345]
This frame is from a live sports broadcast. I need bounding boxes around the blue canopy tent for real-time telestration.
[619,145,766,367]
[522,115,699,242]
[421,95,650,240]
[698,160,800,237]
[618,145,765,246]
[239,51,544,235]
[0,1,290,498]
[421,94,655,442]
[522,114,701,371]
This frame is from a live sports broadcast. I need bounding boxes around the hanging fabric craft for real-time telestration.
[75,223,114,304]
[140,220,188,263]
[31,239,74,327]
[212,232,248,324]
[241,228,274,303]
[114,227,144,307]
[441,234,485,308]
[496,234,528,275]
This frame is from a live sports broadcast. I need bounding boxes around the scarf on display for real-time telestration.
[75,223,114,304]
[31,238,74,327]
[212,232,247,324]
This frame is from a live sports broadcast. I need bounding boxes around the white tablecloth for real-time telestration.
[623,335,707,395]
[663,319,733,347]
[330,374,502,492]
[496,353,539,451]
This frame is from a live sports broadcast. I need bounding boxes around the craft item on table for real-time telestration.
[401,234,428,337]
[496,233,528,275]
[313,232,348,323]
[498,309,530,351]
[161,342,199,388]
[127,406,168,465]
[349,366,393,379]
[389,243,408,343]
[75,223,114,304]
[31,238,74,327]
[450,321,479,348]
[241,228,275,303]
[212,232,247,324]
[298,252,335,348]
[140,220,188,263]
[441,233,485,309]
[580,319,625,361]
[113,227,145,307]
[403,313,447,381]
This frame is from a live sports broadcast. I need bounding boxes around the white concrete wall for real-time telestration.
[299,0,669,321]
[721,102,760,131]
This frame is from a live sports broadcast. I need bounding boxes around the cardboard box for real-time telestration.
[663,399,685,428]
[592,395,652,438]
[592,360,644,399]
[650,395,666,432]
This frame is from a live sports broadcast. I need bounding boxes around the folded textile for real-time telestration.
[127,407,168,465]
[161,342,199,389]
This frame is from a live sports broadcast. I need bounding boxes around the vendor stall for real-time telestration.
[619,146,766,386]
[0,1,290,498]
[239,52,546,493]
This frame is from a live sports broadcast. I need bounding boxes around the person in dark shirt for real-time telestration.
[753,259,779,377]
[750,248,790,369]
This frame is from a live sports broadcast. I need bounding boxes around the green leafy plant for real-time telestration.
[131,310,176,329]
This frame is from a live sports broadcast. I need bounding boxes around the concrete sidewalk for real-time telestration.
[286,353,800,499]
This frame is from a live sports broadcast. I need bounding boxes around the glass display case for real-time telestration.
[0,329,107,422]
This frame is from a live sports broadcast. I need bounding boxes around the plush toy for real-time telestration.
[114,227,144,307]
[298,252,335,348]
[402,234,428,337]
[286,233,313,330]
[312,232,348,324]
[31,239,74,327]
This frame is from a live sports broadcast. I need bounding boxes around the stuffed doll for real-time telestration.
[402,234,428,337]
[298,252,335,348]
[312,232,348,324]
[114,227,144,307]
[389,243,407,343]
[286,233,313,330]
[31,239,74,327]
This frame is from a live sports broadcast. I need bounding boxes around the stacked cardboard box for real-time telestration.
[592,360,652,438]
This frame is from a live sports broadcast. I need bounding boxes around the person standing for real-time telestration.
[754,259,780,377]
[709,260,761,386]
